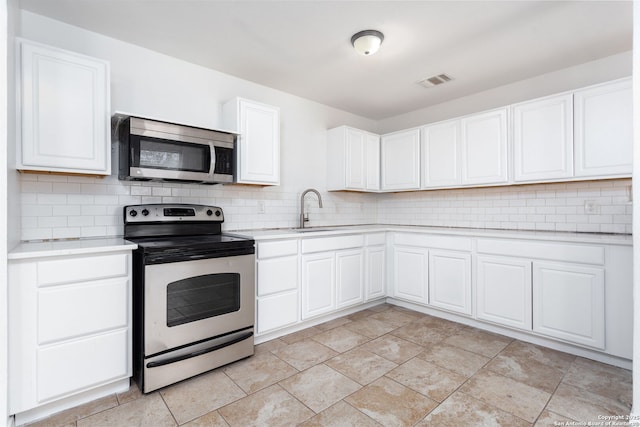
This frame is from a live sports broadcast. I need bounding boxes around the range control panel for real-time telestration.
[124,204,224,223]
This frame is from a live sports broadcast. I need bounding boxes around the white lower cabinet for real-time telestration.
[336,249,364,309]
[391,245,429,304]
[365,245,386,300]
[9,250,132,416]
[476,255,532,330]
[256,240,299,334]
[428,250,472,315]
[533,261,605,349]
[302,252,336,319]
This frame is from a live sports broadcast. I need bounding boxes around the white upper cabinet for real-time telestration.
[327,126,380,191]
[574,78,632,177]
[461,108,509,185]
[421,119,460,188]
[17,39,111,175]
[222,98,280,185]
[513,93,574,183]
[381,129,421,191]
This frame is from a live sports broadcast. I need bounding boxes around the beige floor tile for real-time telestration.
[562,357,632,409]
[416,391,531,427]
[546,383,631,422]
[390,322,448,346]
[413,315,464,336]
[116,381,143,405]
[418,343,490,377]
[361,334,424,364]
[345,377,438,427]
[390,306,426,319]
[27,394,119,427]
[369,302,394,312]
[280,326,322,344]
[76,393,175,427]
[159,370,246,425]
[534,409,575,426]
[280,364,361,413]
[369,309,418,327]
[486,353,565,394]
[444,327,512,358]
[325,347,398,385]
[272,339,337,371]
[386,358,467,402]
[223,352,298,393]
[459,369,550,423]
[312,326,370,353]
[218,384,314,427]
[181,410,229,427]
[343,317,397,338]
[347,308,377,321]
[299,401,382,427]
[314,316,352,332]
[254,338,288,354]
[501,341,575,372]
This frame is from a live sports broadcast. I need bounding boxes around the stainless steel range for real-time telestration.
[124,204,255,393]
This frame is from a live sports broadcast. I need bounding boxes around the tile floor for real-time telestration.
[26,304,632,427]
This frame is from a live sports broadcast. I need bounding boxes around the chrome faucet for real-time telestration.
[299,188,323,228]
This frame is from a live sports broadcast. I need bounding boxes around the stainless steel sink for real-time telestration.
[291,227,334,233]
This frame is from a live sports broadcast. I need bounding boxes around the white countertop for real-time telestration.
[8,238,138,260]
[239,224,633,246]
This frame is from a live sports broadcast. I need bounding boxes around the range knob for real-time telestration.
[206,209,213,216]
[129,210,138,217]
[141,209,149,216]
[215,210,221,217]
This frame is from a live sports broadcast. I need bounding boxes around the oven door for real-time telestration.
[143,254,255,356]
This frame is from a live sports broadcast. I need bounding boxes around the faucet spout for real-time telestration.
[299,188,323,228]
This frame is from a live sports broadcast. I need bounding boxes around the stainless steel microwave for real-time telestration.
[118,116,236,184]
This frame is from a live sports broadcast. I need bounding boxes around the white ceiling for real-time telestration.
[19,1,632,120]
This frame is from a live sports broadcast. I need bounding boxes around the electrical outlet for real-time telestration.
[258,201,265,214]
[584,200,598,214]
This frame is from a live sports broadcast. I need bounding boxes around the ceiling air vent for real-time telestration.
[418,74,454,88]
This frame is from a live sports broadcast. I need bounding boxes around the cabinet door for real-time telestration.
[365,134,381,191]
[574,79,632,177]
[428,250,471,315]
[421,120,460,188]
[336,249,364,309]
[476,255,532,331]
[391,245,428,303]
[19,40,110,174]
[365,246,386,300]
[533,261,604,349]
[513,94,573,182]
[345,128,366,190]
[381,129,421,191]
[237,99,280,185]
[257,291,298,334]
[301,252,335,319]
[461,108,508,185]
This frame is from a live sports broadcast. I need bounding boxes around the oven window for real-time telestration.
[166,273,240,327]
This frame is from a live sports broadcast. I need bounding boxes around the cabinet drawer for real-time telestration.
[38,277,129,345]
[257,291,298,334]
[257,256,298,296]
[37,253,129,286]
[302,235,364,253]
[394,233,472,251]
[366,233,386,246]
[476,239,604,265]
[37,329,129,403]
[257,240,298,259]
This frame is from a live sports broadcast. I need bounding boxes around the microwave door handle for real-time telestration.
[208,142,216,179]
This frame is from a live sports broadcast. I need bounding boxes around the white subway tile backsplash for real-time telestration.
[16,173,632,241]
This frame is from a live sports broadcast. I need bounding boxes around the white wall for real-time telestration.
[14,11,634,241]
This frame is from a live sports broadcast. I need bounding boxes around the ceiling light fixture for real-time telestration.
[351,30,384,56]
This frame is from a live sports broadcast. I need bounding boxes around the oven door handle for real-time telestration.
[146,331,254,368]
